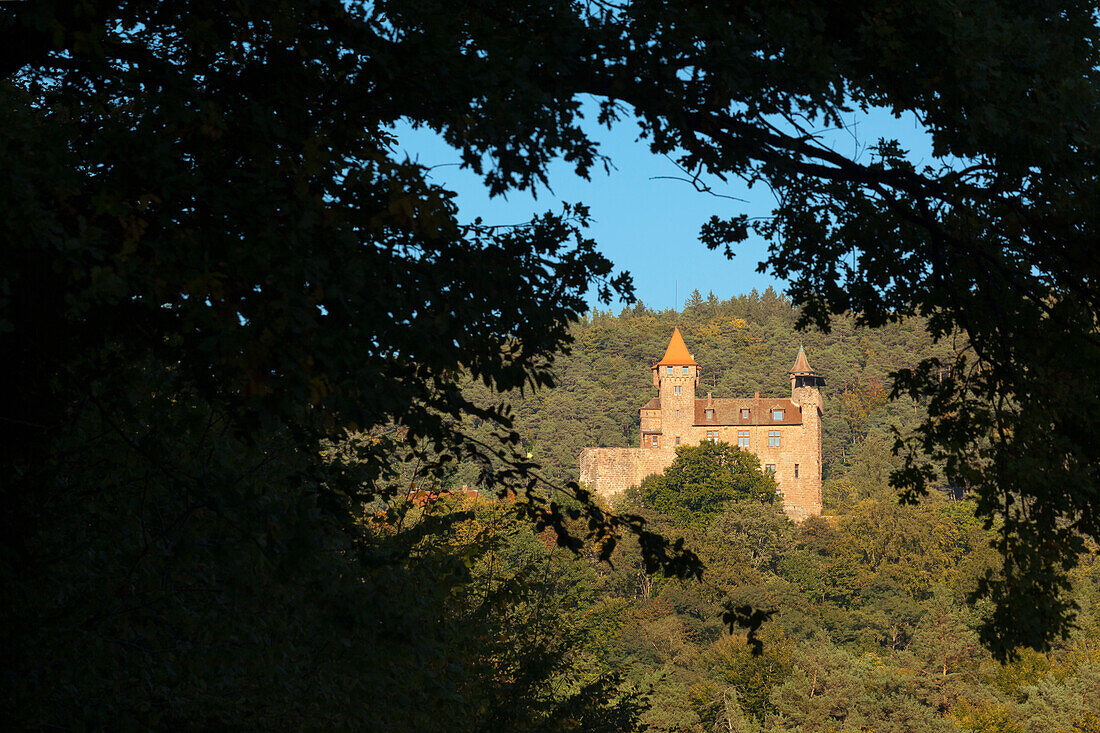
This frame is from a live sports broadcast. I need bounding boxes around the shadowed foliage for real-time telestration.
[2,0,1099,725]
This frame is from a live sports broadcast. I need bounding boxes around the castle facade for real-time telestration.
[578,328,823,520]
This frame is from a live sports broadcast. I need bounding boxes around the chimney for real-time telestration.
[754,391,759,399]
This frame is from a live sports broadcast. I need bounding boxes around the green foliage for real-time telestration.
[569,454,1100,731]
[598,485,1100,732]
[367,497,649,732]
[641,442,777,523]
[5,0,1100,725]
[702,634,793,721]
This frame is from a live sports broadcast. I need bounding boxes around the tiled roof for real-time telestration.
[694,397,802,426]
[789,344,815,375]
[641,397,661,410]
[653,327,699,366]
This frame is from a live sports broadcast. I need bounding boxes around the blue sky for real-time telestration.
[396,102,935,312]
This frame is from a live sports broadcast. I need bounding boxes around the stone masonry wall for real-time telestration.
[579,448,677,499]
[581,416,822,519]
[656,364,697,449]
[785,386,823,520]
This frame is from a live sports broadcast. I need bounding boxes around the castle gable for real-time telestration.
[693,398,802,426]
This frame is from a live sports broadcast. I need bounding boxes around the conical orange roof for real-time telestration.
[654,327,699,367]
[789,344,815,375]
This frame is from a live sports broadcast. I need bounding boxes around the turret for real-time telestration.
[788,344,823,517]
[789,343,823,423]
[789,343,823,393]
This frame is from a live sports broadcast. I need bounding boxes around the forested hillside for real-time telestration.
[417,291,1100,731]
[368,483,1100,732]
[458,288,954,508]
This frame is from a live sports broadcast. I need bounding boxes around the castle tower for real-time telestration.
[647,327,698,450]
[787,344,824,518]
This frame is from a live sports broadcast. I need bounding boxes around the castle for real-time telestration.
[578,328,824,520]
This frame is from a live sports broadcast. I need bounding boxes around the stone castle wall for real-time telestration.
[656,365,697,448]
[578,448,677,499]
[580,423,821,520]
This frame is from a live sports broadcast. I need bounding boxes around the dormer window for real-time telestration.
[772,409,784,421]
[741,409,750,420]
[705,409,715,421]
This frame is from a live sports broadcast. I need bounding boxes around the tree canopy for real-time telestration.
[2,0,1099,723]
[640,442,778,523]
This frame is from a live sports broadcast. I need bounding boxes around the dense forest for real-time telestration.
[389,291,1100,731]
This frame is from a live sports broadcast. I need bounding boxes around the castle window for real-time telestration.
[765,464,776,474]
[675,436,681,446]
[772,409,784,421]
[741,409,750,420]
[768,430,780,447]
[667,366,673,374]
[651,435,658,447]
[737,430,749,447]
[682,366,689,374]
[674,385,682,395]
[675,409,680,418]
[794,463,800,478]
[706,430,718,442]
[705,408,715,421]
